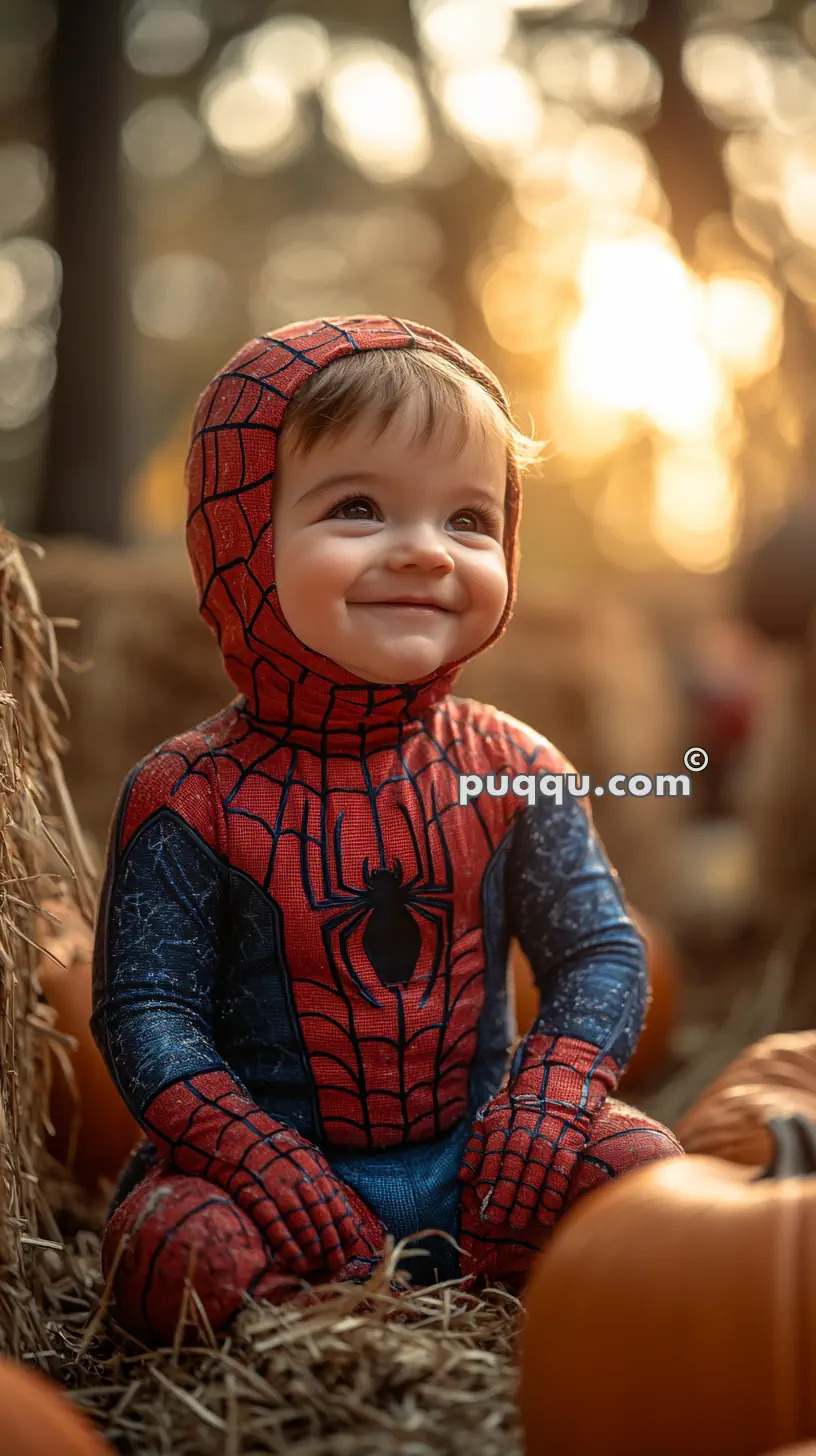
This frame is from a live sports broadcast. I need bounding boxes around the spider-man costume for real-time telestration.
[92,317,682,1343]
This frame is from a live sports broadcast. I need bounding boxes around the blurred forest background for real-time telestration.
[4,0,816,1110]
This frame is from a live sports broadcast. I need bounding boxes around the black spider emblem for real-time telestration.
[298,792,455,1008]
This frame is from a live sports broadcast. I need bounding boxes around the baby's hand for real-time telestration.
[458,1091,591,1232]
[241,1123,365,1276]
[144,1070,363,1277]
[457,1033,617,1232]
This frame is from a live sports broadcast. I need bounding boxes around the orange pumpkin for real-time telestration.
[508,939,539,1038]
[36,897,139,1192]
[509,911,679,1086]
[676,1032,816,1167]
[0,1356,111,1454]
[758,1447,816,1455]
[518,1113,816,1456]
[618,912,680,1088]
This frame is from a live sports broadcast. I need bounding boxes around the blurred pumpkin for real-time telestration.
[618,912,680,1088]
[36,897,139,1192]
[508,939,539,1038]
[676,1031,816,1167]
[510,911,679,1086]
[758,1447,816,1455]
[518,1113,816,1456]
[0,1357,110,1455]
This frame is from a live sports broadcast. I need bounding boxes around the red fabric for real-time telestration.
[457,1096,684,1289]
[103,1162,387,1345]
[458,1033,618,1231]
[102,1097,682,1341]
[142,1070,366,1276]
[119,705,574,1150]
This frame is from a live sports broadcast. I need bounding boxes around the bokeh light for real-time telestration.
[682,30,774,128]
[0,327,57,430]
[559,232,729,442]
[131,254,231,340]
[251,204,450,335]
[701,275,783,385]
[125,0,210,78]
[0,144,50,238]
[781,141,816,246]
[437,62,544,166]
[243,15,331,94]
[321,42,432,183]
[533,30,661,117]
[652,445,740,573]
[567,126,654,213]
[123,98,206,181]
[0,239,60,328]
[201,65,303,174]
[414,0,515,69]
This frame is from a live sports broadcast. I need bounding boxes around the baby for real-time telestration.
[92,316,682,1344]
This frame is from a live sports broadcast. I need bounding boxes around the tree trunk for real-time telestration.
[38,0,127,541]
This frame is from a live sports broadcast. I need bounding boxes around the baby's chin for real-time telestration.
[333,644,458,685]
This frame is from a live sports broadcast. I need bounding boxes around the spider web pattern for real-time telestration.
[183,316,522,730]
[121,696,571,1151]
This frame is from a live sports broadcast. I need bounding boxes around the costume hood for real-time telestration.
[185,316,520,743]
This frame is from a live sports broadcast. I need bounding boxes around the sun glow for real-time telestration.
[559,233,730,440]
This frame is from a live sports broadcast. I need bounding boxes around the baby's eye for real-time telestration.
[449,509,490,533]
[330,496,378,521]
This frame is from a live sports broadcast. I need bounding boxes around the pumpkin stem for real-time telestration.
[754,1113,816,1180]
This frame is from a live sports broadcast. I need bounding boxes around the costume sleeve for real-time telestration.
[503,757,648,1078]
[92,755,363,1268]
[91,765,233,1118]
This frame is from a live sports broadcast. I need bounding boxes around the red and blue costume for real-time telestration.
[92,317,682,1344]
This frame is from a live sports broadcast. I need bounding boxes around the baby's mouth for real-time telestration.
[350,599,453,613]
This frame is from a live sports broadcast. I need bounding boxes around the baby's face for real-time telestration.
[272,402,509,685]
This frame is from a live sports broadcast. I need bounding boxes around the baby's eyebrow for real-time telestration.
[296,470,382,507]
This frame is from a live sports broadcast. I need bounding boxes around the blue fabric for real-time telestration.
[328,1117,471,1283]
[111,1118,472,1285]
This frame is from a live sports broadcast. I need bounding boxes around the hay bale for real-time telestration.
[28,539,229,855]
[62,1241,524,1456]
[0,530,96,1362]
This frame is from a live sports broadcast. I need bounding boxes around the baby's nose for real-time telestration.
[388,523,454,571]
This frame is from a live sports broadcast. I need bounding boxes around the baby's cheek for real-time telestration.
[476,556,508,618]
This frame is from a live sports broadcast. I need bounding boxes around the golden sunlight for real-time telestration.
[321,43,432,182]
[559,232,729,439]
[652,445,740,571]
[415,0,514,68]
[701,274,783,384]
[201,67,299,169]
[437,62,544,162]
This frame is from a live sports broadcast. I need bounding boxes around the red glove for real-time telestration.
[144,1070,364,1277]
[458,1033,617,1232]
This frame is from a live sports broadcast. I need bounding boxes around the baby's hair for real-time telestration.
[279,346,546,475]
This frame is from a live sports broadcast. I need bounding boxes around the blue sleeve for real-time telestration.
[91,791,233,1120]
[504,790,647,1070]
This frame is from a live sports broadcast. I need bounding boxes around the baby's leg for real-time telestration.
[458,1098,682,1291]
[563,1096,683,1206]
[103,1160,386,1344]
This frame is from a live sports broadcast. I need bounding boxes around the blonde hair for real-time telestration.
[279,346,545,475]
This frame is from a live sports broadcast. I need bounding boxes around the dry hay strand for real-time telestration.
[0,529,524,1454]
[0,528,97,1365]
[56,1233,524,1456]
